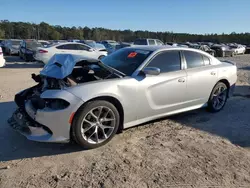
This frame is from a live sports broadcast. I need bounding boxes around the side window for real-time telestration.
[202,55,210,66]
[147,51,181,73]
[156,40,163,45]
[56,44,77,50]
[77,44,90,51]
[183,51,204,69]
[148,40,155,45]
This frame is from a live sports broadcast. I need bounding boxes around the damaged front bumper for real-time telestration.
[8,89,84,143]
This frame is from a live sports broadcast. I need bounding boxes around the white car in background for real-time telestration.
[230,45,246,55]
[34,42,108,64]
[0,47,6,67]
[5,39,22,55]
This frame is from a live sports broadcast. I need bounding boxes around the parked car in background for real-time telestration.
[229,45,246,55]
[38,40,50,47]
[79,40,108,58]
[5,39,22,55]
[34,42,107,64]
[8,46,237,148]
[100,40,117,45]
[134,38,164,46]
[19,40,43,62]
[115,42,133,50]
[0,40,6,54]
[210,45,235,57]
[190,44,215,56]
[166,42,178,46]
[0,47,6,67]
[245,45,250,54]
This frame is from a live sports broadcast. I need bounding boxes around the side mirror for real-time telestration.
[142,67,160,76]
[88,48,94,52]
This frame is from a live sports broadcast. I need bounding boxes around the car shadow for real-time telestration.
[239,66,250,71]
[0,101,82,162]
[3,56,44,69]
[1,86,250,162]
[134,85,250,148]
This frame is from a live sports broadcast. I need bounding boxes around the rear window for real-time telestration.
[102,48,152,76]
[134,39,147,45]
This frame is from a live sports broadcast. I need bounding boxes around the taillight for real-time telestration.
[0,52,2,55]
[39,49,48,53]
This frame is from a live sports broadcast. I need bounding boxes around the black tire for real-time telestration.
[19,53,23,60]
[72,100,120,149]
[98,55,105,60]
[207,82,228,113]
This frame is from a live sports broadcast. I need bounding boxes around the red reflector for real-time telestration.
[69,112,75,124]
[39,49,48,53]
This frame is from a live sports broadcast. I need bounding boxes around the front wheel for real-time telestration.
[72,100,120,149]
[207,82,228,113]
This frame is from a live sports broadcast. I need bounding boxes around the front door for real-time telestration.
[136,50,188,120]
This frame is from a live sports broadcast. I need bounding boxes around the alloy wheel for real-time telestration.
[80,106,116,144]
[212,85,227,110]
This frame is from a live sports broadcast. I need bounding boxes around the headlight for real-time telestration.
[44,99,70,110]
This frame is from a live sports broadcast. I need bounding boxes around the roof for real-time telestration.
[126,45,173,51]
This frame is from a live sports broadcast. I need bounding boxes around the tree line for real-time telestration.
[1,20,250,44]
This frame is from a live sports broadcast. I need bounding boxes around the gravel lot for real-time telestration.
[0,55,250,188]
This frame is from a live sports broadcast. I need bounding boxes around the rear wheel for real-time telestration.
[207,82,228,113]
[72,100,120,149]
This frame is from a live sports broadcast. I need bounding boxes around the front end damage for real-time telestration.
[8,75,84,143]
[8,54,121,143]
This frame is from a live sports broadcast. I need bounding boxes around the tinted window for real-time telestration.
[56,44,77,50]
[183,51,204,68]
[134,39,147,45]
[202,55,210,65]
[147,51,181,73]
[77,44,90,51]
[102,48,152,76]
[148,40,155,45]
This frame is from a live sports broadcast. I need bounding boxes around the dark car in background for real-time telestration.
[210,45,235,57]
[19,40,43,61]
[190,44,215,56]
[115,42,133,50]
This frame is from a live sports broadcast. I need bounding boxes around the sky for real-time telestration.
[1,0,250,34]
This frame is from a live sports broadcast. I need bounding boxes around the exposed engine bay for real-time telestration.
[15,59,122,110]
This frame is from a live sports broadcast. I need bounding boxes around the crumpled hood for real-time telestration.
[40,54,96,79]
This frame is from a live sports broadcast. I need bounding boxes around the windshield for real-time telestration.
[26,42,42,49]
[101,48,152,76]
[11,40,21,45]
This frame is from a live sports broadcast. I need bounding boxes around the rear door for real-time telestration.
[136,50,187,120]
[76,44,99,59]
[183,50,218,106]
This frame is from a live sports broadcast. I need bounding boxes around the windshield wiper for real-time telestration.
[98,60,126,78]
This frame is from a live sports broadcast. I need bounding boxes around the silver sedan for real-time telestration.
[8,46,237,148]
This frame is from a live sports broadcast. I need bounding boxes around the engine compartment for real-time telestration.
[15,60,120,111]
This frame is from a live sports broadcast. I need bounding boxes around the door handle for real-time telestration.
[178,78,185,83]
[211,71,216,75]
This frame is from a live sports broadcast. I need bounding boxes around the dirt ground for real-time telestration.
[0,55,250,188]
